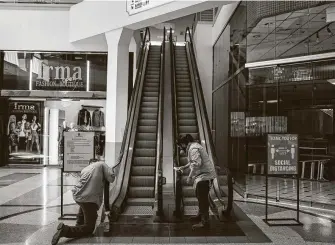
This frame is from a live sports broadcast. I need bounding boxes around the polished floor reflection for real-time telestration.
[0,167,334,245]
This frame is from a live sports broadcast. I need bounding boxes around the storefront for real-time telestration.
[212,1,335,207]
[0,51,108,166]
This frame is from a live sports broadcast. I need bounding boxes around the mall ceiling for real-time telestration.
[246,3,335,63]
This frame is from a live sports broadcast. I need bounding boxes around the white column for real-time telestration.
[43,107,50,166]
[49,109,59,165]
[105,28,133,167]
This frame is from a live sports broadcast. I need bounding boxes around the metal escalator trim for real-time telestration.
[185,26,233,217]
[110,43,150,217]
[170,28,184,218]
[153,29,165,217]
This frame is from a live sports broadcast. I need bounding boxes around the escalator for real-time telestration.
[171,28,233,220]
[109,28,164,220]
[127,45,161,208]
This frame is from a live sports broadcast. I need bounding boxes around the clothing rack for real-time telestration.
[81,105,103,109]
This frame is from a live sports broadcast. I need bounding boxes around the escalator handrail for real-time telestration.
[170,28,184,216]
[154,28,165,216]
[110,43,150,216]
[110,27,151,175]
[108,28,151,216]
[185,26,233,214]
[105,27,150,211]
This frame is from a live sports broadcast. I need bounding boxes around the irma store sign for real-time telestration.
[33,62,86,91]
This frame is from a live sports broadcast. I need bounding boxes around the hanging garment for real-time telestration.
[77,109,91,126]
[92,110,105,127]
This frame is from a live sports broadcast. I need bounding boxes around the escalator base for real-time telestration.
[123,206,154,215]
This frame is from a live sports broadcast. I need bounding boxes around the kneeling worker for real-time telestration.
[52,159,115,245]
[175,134,217,229]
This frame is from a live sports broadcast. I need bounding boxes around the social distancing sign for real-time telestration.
[267,134,298,175]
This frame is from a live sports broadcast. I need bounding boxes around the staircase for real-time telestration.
[174,46,199,210]
[126,45,161,213]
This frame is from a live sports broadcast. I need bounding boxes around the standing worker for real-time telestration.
[51,159,115,245]
[175,134,216,229]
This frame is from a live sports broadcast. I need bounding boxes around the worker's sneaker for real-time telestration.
[51,223,66,245]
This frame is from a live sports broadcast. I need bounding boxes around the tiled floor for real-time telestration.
[0,167,335,245]
[245,175,335,209]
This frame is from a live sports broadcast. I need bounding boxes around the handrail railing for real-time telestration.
[184,26,233,216]
[154,27,165,217]
[108,27,151,220]
[170,27,183,218]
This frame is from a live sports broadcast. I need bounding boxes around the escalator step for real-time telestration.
[176,67,189,71]
[182,186,196,197]
[139,113,157,120]
[134,148,156,157]
[130,176,155,187]
[133,157,156,166]
[176,79,191,83]
[138,119,157,126]
[178,113,196,119]
[177,90,192,97]
[176,82,191,88]
[145,75,160,80]
[177,97,193,102]
[137,132,157,141]
[141,101,158,107]
[132,166,155,176]
[137,125,157,133]
[141,107,158,114]
[128,187,155,198]
[143,87,159,92]
[183,197,198,206]
[135,140,156,149]
[177,87,192,92]
[178,119,197,126]
[178,107,195,113]
[144,82,159,88]
[143,92,159,98]
[178,126,198,134]
[127,198,155,206]
[142,96,159,102]
[177,102,194,107]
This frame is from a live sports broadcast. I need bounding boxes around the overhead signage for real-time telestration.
[267,134,298,175]
[63,131,94,172]
[126,0,174,15]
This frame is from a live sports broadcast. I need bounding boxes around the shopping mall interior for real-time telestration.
[1,1,335,245]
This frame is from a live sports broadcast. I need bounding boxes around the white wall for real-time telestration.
[194,23,213,126]
[70,0,229,42]
[44,100,106,126]
[212,2,239,46]
[0,7,107,51]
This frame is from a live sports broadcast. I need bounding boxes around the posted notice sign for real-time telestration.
[64,131,94,172]
[267,134,298,175]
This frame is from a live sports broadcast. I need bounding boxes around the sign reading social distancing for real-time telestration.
[267,134,298,175]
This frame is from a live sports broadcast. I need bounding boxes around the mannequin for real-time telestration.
[30,116,41,154]
[18,114,27,151]
[8,115,18,154]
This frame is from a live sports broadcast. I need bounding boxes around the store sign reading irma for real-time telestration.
[34,64,85,90]
[64,132,94,172]
[267,134,298,175]
[126,0,174,15]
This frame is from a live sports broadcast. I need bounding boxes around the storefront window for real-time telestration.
[0,50,108,166]
[213,1,335,197]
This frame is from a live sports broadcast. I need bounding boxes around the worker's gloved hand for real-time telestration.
[174,167,183,173]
